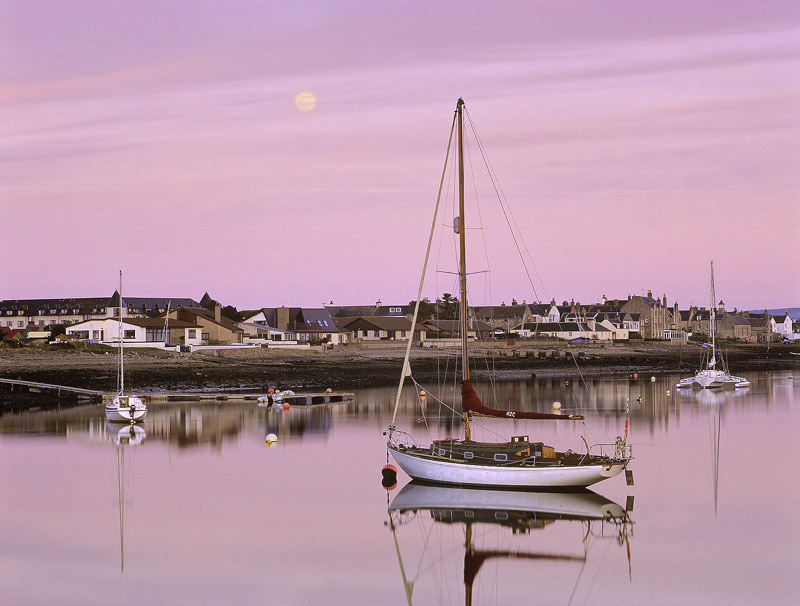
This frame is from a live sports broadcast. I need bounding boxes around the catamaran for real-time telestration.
[385,99,631,489]
[676,262,749,390]
[105,270,148,423]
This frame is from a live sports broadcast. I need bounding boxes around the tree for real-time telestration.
[438,293,459,320]
[408,298,436,321]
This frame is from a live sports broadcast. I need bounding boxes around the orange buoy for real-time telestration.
[419,390,426,397]
[282,402,290,411]
[326,388,332,393]
[633,373,638,379]
[268,388,274,394]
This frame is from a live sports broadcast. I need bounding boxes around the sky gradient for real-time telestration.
[2,1,798,310]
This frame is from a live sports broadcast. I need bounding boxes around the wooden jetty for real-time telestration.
[0,378,105,401]
[0,379,353,406]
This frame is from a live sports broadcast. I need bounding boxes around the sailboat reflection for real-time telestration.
[106,422,146,573]
[388,483,633,605]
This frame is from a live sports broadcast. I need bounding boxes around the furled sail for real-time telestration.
[461,380,583,420]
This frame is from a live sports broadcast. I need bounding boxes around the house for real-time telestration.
[470,304,542,334]
[512,321,593,340]
[246,307,349,344]
[325,302,412,318]
[717,313,753,342]
[334,316,426,342]
[771,311,793,338]
[424,319,491,340]
[166,306,244,345]
[238,322,297,343]
[0,292,201,329]
[743,312,775,343]
[620,292,674,339]
[66,317,202,346]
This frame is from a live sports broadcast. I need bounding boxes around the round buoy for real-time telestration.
[564,380,569,386]
[282,402,290,411]
[789,376,794,380]
[419,390,426,397]
[265,433,278,446]
[416,418,422,423]
[552,401,561,410]
[381,464,398,490]
[633,373,638,379]
[268,388,274,394]
[666,390,671,395]
[651,376,656,382]
[326,388,332,393]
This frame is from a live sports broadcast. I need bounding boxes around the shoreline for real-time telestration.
[1,342,796,397]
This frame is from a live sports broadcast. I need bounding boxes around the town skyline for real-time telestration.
[2,1,798,309]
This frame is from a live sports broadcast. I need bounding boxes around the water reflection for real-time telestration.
[388,483,633,605]
[0,372,794,450]
[106,422,146,573]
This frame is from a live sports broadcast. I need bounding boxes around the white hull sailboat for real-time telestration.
[677,262,750,390]
[105,270,147,423]
[385,99,631,489]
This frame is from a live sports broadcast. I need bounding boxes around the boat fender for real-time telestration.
[381,464,398,490]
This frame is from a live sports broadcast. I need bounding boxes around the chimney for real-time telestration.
[214,305,221,323]
[277,306,290,330]
[647,290,653,298]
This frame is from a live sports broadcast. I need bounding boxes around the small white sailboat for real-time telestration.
[385,99,631,489]
[676,262,750,390]
[105,271,147,423]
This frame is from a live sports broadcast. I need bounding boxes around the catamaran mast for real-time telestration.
[710,261,716,368]
[119,270,124,393]
[456,98,472,441]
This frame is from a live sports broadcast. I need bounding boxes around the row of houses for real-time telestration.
[1,292,797,347]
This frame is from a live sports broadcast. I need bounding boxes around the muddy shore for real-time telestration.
[1,342,796,397]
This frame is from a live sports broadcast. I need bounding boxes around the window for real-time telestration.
[493,453,508,462]
[92,330,100,339]
[124,330,135,339]
[188,329,196,338]
[17,321,23,327]
[202,332,209,341]
[463,452,474,459]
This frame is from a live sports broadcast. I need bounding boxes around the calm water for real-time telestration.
[1,371,798,605]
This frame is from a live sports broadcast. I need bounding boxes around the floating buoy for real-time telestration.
[416,418,422,423]
[651,376,656,382]
[419,390,426,397]
[789,376,794,380]
[666,390,671,395]
[564,380,569,386]
[326,388,332,393]
[282,403,290,411]
[265,433,278,446]
[268,388,274,394]
[382,464,398,490]
[633,373,638,379]
[552,401,561,411]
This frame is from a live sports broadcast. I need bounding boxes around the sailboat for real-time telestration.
[385,99,631,488]
[388,483,633,605]
[676,262,750,390]
[105,271,148,422]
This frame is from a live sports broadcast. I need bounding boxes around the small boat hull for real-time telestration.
[388,445,627,488]
[105,395,147,423]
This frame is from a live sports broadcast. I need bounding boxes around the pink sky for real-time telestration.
[1,1,798,310]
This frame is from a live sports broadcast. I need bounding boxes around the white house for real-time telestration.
[66,317,202,347]
[771,312,793,337]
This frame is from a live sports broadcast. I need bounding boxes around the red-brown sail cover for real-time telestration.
[461,380,582,420]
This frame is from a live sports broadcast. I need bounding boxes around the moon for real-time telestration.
[294,92,316,112]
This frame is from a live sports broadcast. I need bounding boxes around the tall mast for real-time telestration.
[119,270,124,393]
[709,261,716,367]
[456,98,472,440]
